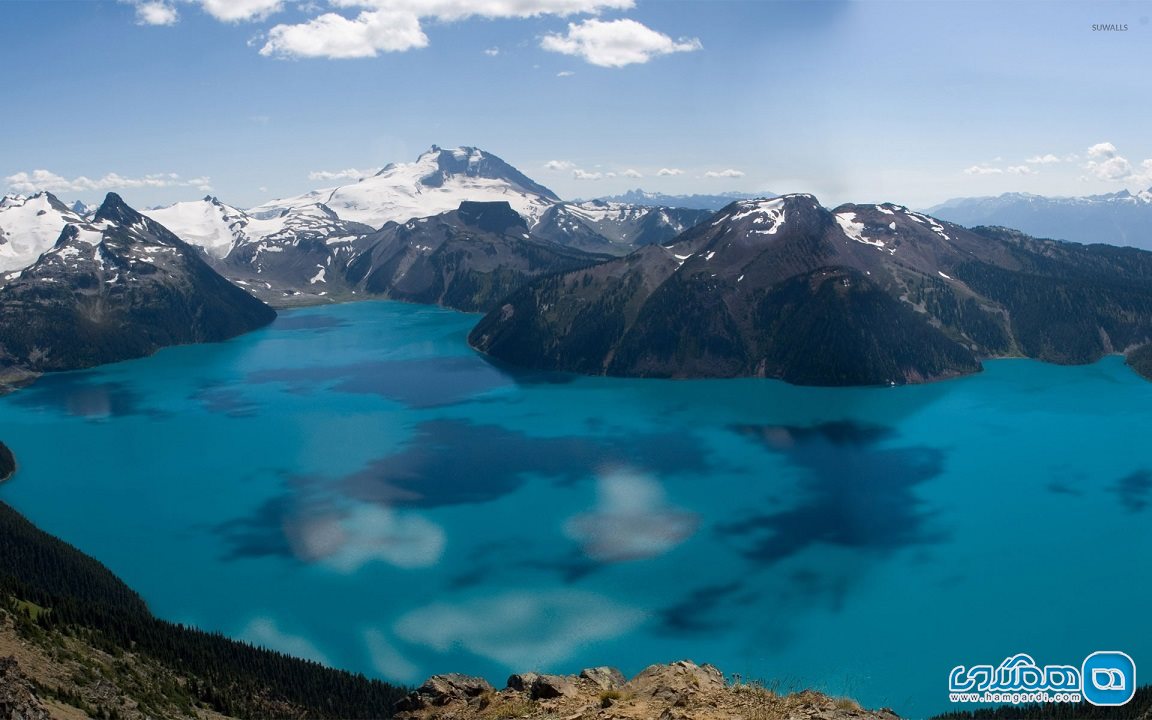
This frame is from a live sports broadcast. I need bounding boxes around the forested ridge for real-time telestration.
[0,499,408,718]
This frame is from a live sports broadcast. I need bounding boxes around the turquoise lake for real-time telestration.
[0,300,1149,718]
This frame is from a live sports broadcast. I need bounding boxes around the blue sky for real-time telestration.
[2,0,1150,210]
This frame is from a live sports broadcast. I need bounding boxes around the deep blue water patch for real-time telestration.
[720,422,946,564]
[248,357,509,408]
[273,314,348,332]
[336,419,712,508]
[10,374,162,419]
[1113,469,1152,512]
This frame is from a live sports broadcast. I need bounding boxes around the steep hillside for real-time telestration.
[470,195,1152,385]
[0,193,276,380]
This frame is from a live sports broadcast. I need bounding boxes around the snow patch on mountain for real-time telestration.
[835,211,884,248]
[250,146,560,231]
[143,196,250,258]
[0,192,83,273]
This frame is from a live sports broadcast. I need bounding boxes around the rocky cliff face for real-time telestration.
[395,660,900,720]
[470,195,1152,385]
[344,201,610,312]
[0,656,49,720]
[0,193,276,380]
[0,443,13,483]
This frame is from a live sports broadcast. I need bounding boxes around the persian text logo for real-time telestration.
[948,652,1135,706]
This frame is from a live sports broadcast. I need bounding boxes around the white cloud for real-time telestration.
[1006,165,1035,175]
[240,618,331,666]
[621,168,642,178]
[1086,156,1134,182]
[308,167,378,182]
[130,0,653,61]
[286,503,446,572]
[133,1,179,25]
[5,169,212,194]
[704,169,745,178]
[573,169,603,180]
[200,0,283,21]
[544,160,575,171]
[1025,153,1061,165]
[363,629,422,684]
[127,0,282,24]
[1087,142,1118,160]
[541,18,701,67]
[963,165,1003,176]
[657,168,684,176]
[1082,142,1152,187]
[556,70,575,77]
[330,0,635,21]
[394,590,644,668]
[563,470,697,562]
[260,11,429,58]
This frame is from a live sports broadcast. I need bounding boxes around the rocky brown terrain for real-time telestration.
[395,660,900,720]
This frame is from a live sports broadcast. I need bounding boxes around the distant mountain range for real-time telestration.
[471,194,1152,385]
[594,189,772,211]
[5,148,1152,387]
[927,188,1152,249]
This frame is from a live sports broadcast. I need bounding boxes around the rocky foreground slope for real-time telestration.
[395,661,899,720]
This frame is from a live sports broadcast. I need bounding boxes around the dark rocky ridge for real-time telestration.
[470,195,1152,385]
[0,193,276,380]
[344,201,611,312]
[1126,342,1152,381]
[0,442,13,482]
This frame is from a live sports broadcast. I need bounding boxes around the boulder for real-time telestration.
[506,672,539,692]
[395,673,493,711]
[0,657,50,720]
[579,666,626,690]
[530,674,579,699]
[626,660,725,701]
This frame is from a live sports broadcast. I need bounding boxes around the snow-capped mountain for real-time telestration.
[222,202,375,303]
[0,192,83,274]
[595,189,772,211]
[143,195,251,259]
[534,200,713,254]
[927,188,1152,249]
[250,145,561,230]
[0,193,275,377]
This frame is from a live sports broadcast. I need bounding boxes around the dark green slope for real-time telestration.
[0,497,407,718]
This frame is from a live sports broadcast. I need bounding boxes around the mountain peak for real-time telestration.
[94,192,144,226]
[456,201,526,234]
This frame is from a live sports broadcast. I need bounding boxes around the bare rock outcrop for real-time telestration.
[394,659,901,720]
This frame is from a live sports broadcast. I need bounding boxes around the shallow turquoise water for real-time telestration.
[0,300,1148,718]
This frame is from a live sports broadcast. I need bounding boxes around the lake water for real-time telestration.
[0,300,1148,718]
